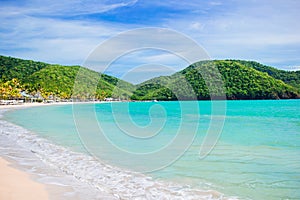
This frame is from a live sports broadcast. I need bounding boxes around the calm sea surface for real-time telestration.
[4,100,300,199]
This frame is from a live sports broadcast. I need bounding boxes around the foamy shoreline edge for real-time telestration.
[0,102,118,200]
[0,102,238,200]
[0,103,65,200]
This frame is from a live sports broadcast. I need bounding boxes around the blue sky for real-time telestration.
[0,0,300,83]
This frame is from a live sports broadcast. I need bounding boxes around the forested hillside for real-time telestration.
[0,56,299,100]
[131,60,300,100]
[232,60,300,89]
[0,55,49,82]
[0,55,134,100]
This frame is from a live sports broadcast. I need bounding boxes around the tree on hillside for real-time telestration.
[0,78,23,100]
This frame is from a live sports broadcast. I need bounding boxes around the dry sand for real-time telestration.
[0,102,72,200]
[0,101,75,109]
[0,157,48,200]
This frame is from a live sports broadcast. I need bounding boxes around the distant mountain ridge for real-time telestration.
[0,55,299,100]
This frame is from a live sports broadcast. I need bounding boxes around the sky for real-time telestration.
[0,0,300,83]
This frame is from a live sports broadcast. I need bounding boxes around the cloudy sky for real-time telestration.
[0,0,299,83]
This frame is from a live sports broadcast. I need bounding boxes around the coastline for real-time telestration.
[0,103,51,200]
[0,102,236,200]
[0,102,117,200]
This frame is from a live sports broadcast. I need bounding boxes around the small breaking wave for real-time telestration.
[0,108,237,200]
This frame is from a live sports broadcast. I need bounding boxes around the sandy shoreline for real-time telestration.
[0,103,68,200]
[0,101,80,109]
[0,102,116,200]
[0,102,234,200]
[0,157,49,200]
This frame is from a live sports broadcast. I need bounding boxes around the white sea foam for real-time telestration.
[0,108,238,200]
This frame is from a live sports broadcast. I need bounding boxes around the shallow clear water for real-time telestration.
[4,100,300,199]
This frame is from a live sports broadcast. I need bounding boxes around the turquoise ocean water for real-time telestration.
[4,100,300,199]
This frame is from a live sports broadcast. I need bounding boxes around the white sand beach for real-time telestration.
[0,103,69,200]
[0,157,49,200]
[0,102,118,200]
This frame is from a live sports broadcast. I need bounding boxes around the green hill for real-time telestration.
[0,55,299,100]
[28,65,134,99]
[231,60,300,89]
[131,60,300,100]
[0,55,134,100]
[0,55,49,82]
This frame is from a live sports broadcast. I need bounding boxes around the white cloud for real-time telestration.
[120,64,176,84]
[0,0,300,74]
[164,0,300,68]
[190,22,204,31]
[280,66,300,71]
[0,0,141,65]
[84,28,211,74]
[0,13,125,64]
[0,0,138,16]
[209,1,222,6]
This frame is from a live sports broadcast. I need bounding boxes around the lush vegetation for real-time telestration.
[231,60,300,90]
[29,66,134,100]
[0,55,134,100]
[0,78,23,100]
[132,60,300,100]
[0,55,49,82]
[0,55,299,101]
